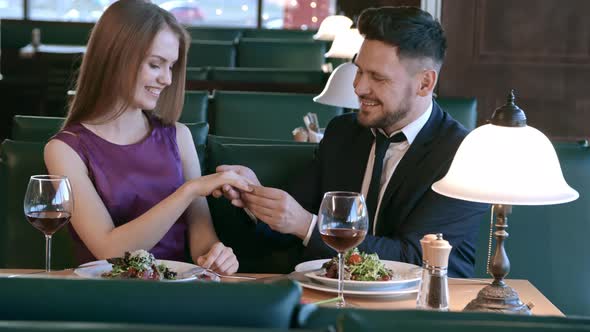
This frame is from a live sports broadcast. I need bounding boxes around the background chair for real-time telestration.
[209,91,342,140]
[184,122,208,170]
[0,140,76,268]
[206,140,316,272]
[237,39,326,70]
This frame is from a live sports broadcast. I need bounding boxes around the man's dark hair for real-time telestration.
[357,6,447,69]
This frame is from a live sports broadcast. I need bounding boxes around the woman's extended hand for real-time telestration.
[197,242,239,275]
[188,170,253,197]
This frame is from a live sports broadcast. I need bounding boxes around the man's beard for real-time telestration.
[358,102,411,130]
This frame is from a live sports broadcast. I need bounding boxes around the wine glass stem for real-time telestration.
[45,235,52,272]
[337,252,345,308]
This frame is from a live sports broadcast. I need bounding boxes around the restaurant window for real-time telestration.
[262,0,336,29]
[0,0,24,19]
[27,0,259,27]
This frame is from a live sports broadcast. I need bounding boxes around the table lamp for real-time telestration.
[313,61,359,109]
[324,28,364,59]
[431,90,579,314]
[313,15,353,41]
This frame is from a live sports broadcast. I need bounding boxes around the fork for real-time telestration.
[182,267,256,280]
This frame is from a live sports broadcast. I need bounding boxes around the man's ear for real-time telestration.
[417,69,437,97]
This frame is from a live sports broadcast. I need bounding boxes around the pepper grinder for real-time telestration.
[425,233,452,311]
[416,233,437,309]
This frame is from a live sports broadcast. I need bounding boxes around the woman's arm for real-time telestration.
[176,123,239,274]
[44,136,250,260]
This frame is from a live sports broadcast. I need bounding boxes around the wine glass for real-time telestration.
[23,175,74,272]
[317,191,369,308]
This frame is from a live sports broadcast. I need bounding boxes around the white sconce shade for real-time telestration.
[313,62,359,109]
[432,124,579,205]
[324,28,364,59]
[313,15,353,41]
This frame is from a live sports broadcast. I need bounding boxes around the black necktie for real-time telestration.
[366,131,407,227]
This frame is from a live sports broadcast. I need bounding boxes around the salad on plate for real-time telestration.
[101,250,177,280]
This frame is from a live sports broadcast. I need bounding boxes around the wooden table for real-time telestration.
[0,270,563,316]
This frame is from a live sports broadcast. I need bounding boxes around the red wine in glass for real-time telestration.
[320,228,367,252]
[317,191,369,308]
[26,211,71,235]
[24,175,74,272]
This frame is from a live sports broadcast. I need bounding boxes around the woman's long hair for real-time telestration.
[64,0,189,127]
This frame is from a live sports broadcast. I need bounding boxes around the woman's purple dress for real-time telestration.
[53,115,187,264]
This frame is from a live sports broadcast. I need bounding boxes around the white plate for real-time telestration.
[74,259,219,282]
[295,259,421,291]
[297,279,419,298]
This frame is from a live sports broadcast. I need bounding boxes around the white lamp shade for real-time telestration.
[324,28,364,59]
[313,15,353,41]
[432,124,579,205]
[313,62,359,109]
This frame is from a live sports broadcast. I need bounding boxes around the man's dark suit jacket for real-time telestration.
[287,102,489,278]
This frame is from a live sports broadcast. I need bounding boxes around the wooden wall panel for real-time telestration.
[439,0,590,140]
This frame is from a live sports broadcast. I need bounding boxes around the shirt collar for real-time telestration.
[370,101,433,145]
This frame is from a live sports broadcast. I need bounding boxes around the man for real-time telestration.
[215,6,488,277]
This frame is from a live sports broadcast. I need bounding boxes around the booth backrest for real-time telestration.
[237,38,325,70]
[210,91,342,140]
[180,90,209,123]
[241,29,315,40]
[298,307,590,331]
[436,97,478,131]
[12,115,64,142]
[0,140,76,268]
[0,278,301,329]
[206,141,316,272]
[187,40,236,68]
[208,67,327,85]
[185,27,242,42]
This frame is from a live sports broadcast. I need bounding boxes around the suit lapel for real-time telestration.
[375,102,444,233]
[343,127,374,192]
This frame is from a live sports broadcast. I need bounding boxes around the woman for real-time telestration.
[44,0,249,275]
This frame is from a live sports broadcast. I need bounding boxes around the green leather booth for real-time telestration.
[241,29,315,40]
[206,140,316,273]
[0,140,76,269]
[298,307,590,331]
[237,38,326,70]
[0,321,317,332]
[185,27,242,42]
[209,91,342,140]
[180,90,210,123]
[187,40,236,68]
[436,97,478,131]
[185,122,209,171]
[186,67,209,81]
[208,67,327,85]
[0,278,301,329]
[11,115,64,142]
[473,141,590,316]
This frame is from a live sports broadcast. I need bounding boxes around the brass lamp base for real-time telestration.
[464,282,531,315]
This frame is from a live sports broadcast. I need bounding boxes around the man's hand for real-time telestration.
[241,185,312,239]
[212,165,261,207]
